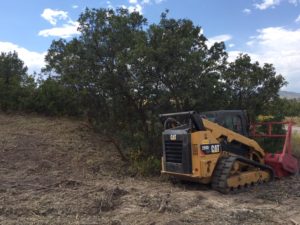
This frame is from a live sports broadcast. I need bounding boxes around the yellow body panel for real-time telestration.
[202,119,265,158]
[191,131,220,178]
[161,130,221,183]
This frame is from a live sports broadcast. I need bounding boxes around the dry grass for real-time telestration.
[292,132,300,158]
[286,116,300,124]
[0,113,300,225]
[285,117,300,158]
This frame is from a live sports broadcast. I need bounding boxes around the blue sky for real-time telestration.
[1,0,300,91]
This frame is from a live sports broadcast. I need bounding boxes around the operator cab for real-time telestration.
[200,110,250,137]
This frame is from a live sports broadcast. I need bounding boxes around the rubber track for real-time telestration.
[211,155,274,194]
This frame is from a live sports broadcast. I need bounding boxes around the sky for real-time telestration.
[0,0,300,91]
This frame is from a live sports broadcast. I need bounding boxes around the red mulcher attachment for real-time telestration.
[251,121,299,178]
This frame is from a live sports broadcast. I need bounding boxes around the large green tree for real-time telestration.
[223,54,286,119]
[0,51,34,111]
[44,8,229,156]
[43,8,287,162]
[45,8,150,156]
[146,12,228,112]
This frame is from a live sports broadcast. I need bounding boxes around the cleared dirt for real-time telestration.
[0,113,299,225]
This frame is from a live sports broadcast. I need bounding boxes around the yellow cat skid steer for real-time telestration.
[159,111,299,193]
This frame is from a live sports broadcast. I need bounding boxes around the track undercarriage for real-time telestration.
[211,155,274,193]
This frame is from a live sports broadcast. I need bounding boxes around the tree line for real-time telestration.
[0,8,294,172]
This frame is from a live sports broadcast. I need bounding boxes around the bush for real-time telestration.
[129,150,161,176]
[33,78,82,116]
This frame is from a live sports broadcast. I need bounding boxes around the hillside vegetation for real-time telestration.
[0,113,299,225]
[1,6,300,225]
[0,8,291,167]
[279,90,300,99]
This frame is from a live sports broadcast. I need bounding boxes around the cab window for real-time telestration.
[233,116,242,134]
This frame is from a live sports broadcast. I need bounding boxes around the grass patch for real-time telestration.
[292,132,300,158]
[286,116,300,125]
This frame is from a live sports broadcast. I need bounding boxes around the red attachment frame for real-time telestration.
[251,121,299,178]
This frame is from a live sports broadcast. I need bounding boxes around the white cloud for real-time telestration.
[255,0,280,10]
[295,14,300,23]
[254,0,300,10]
[246,40,254,46]
[119,0,166,14]
[228,43,235,48]
[107,1,114,9]
[72,5,79,9]
[39,8,79,38]
[128,4,143,13]
[0,41,45,74]
[140,0,164,4]
[122,3,143,14]
[209,34,232,43]
[243,8,251,14]
[206,34,232,49]
[41,8,68,26]
[229,27,300,91]
[213,34,232,43]
[289,0,300,5]
[39,21,80,38]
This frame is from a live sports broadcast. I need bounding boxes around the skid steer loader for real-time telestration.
[159,110,299,193]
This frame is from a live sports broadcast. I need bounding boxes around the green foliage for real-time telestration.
[33,78,82,116]
[16,75,37,111]
[279,98,300,117]
[223,54,286,120]
[43,8,231,158]
[129,150,161,176]
[0,8,288,173]
[254,115,285,153]
[0,51,82,116]
[146,13,228,112]
[0,51,29,111]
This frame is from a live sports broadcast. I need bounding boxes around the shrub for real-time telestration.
[129,150,161,176]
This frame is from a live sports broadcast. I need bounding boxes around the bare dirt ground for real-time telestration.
[0,113,299,225]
